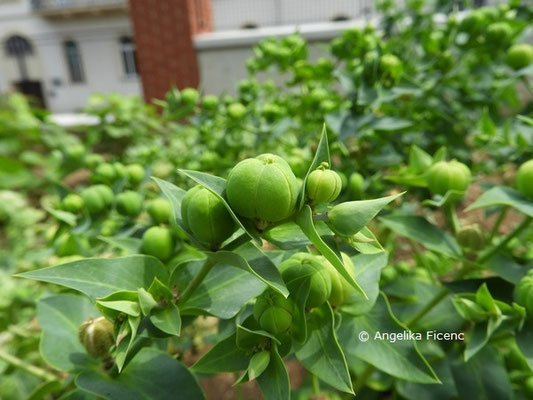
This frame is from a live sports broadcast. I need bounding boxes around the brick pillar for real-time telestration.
[129,0,213,102]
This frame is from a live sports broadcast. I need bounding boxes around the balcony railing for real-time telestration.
[32,0,127,16]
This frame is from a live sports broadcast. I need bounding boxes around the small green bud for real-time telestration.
[116,191,143,217]
[426,160,471,196]
[306,167,342,204]
[62,193,84,213]
[142,226,174,261]
[516,269,533,317]
[78,317,114,359]
[456,224,485,250]
[147,198,172,224]
[517,160,533,199]
[253,290,295,335]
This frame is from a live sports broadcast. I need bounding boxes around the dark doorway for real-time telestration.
[14,80,46,109]
[5,35,47,109]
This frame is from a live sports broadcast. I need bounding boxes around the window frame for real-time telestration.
[63,40,85,84]
[119,36,138,78]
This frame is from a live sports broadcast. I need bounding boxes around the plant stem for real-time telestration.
[444,203,460,234]
[178,257,216,305]
[0,350,57,382]
[311,373,320,395]
[405,288,449,327]
[488,206,508,243]
[478,216,532,264]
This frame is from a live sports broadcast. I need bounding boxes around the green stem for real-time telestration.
[405,288,449,327]
[478,216,532,264]
[488,207,508,243]
[178,257,216,305]
[444,203,460,234]
[0,350,57,382]
[311,373,320,395]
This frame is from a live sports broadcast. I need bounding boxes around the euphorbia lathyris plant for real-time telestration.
[19,127,410,399]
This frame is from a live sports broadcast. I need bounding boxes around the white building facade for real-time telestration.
[0,0,141,112]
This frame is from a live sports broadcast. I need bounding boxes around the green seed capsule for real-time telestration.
[62,193,84,213]
[181,185,237,245]
[426,160,471,196]
[226,154,299,223]
[253,290,295,335]
[115,191,143,217]
[147,198,172,224]
[141,226,174,261]
[516,269,533,317]
[306,167,342,204]
[280,253,331,308]
[517,160,533,199]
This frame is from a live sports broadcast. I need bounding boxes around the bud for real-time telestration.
[280,253,331,308]
[306,165,342,204]
[456,224,485,250]
[516,269,533,317]
[516,160,533,199]
[78,317,114,359]
[426,160,471,196]
[253,290,295,335]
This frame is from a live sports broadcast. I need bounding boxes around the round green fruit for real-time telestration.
[141,226,174,261]
[81,187,105,215]
[147,198,172,224]
[226,153,299,223]
[84,154,104,169]
[126,164,145,186]
[62,193,84,213]
[93,162,116,184]
[348,172,364,199]
[227,102,247,119]
[280,253,331,308]
[54,233,80,257]
[306,167,342,204]
[319,253,355,307]
[456,224,485,250]
[516,160,533,199]
[486,22,512,46]
[426,160,471,196]
[93,184,114,207]
[202,94,219,110]
[181,185,236,245]
[379,53,403,82]
[66,144,85,160]
[113,162,127,180]
[506,44,533,70]
[181,88,199,106]
[78,317,114,359]
[253,290,295,335]
[516,269,533,316]
[116,191,143,217]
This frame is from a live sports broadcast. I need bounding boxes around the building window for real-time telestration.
[64,40,84,83]
[120,37,138,77]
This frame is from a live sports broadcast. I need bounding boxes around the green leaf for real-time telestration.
[516,321,533,371]
[290,278,311,344]
[466,186,533,218]
[37,294,99,372]
[370,117,412,131]
[114,316,141,372]
[408,145,433,174]
[298,124,330,210]
[76,347,205,400]
[192,334,249,373]
[257,345,290,400]
[147,277,174,302]
[176,259,266,319]
[236,318,281,350]
[450,346,512,400]
[18,255,168,299]
[379,214,462,259]
[297,205,367,298]
[150,303,181,336]
[45,207,77,226]
[342,252,388,316]
[337,294,440,384]
[27,381,63,400]
[248,351,270,381]
[98,237,142,254]
[327,193,404,237]
[137,288,158,315]
[209,246,288,297]
[464,318,500,361]
[484,254,528,284]
[176,170,261,245]
[97,300,140,318]
[295,303,354,394]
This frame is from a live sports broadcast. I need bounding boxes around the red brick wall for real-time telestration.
[128,0,213,102]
